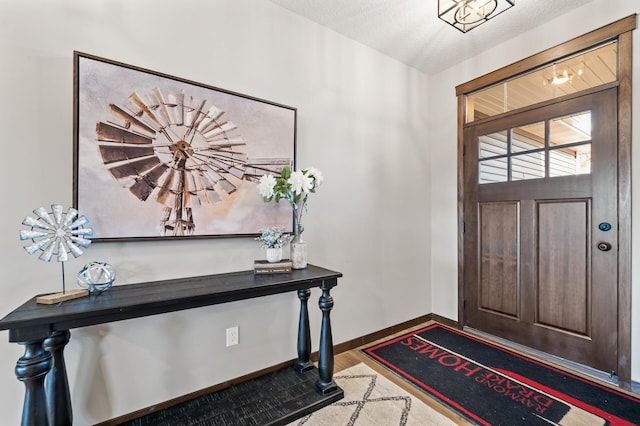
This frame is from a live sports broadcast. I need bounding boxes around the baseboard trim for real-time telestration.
[429,313,459,330]
[96,313,441,425]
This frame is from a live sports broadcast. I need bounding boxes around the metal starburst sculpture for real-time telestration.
[20,204,93,293]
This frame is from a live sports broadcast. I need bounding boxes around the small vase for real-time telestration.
[266,247,283,263]
[290,222,307,269]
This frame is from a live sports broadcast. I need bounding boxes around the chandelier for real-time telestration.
[438,0,515,33]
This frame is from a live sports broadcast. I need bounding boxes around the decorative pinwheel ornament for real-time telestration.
[20,204,93,262]
[20,204,93,298]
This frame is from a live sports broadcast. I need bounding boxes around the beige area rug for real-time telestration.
[287,363,456,426]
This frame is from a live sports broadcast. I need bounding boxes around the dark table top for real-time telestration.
[0,264,342,342]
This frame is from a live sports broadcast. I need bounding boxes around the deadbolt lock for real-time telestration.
[597,242,612,252]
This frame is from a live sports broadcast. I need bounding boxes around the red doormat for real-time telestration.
[362,324,640,425]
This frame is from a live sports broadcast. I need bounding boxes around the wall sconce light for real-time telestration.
[438,0,515,33]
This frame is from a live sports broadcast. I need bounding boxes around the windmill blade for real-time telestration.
[197,106,224,133]
[243,158,293,181]
[96,122,154,145]
[99,145,155,166]
[107,156,162,180]
[70,228,93,236]
[208,158,233,173]
[38,240,56,262]
[33,207,55,227]
[63,237,84,258]
[228,167,245,179]
[187,170,217,205]
[168,92,185,126]
[129,91,165,129]
[22,215,53,231]
[202,121,238,140]
[62,208,79,228]
[206,138,246,148]
[51,204,64,226]
[69,216,89,229]
[24,237,52,255]
[70,235,92,248]
[184,99,207,141]
[206,150,249,164]
[156,167,177,205]
[217,178,237,195]
[20,230,49,240]
[57,241,68,262]
[153,88,176,127]
[109,104,156,134]
[194,168,222,203]
[129,164,170,202]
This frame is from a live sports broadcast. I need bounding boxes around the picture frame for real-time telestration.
[73,52,295,242]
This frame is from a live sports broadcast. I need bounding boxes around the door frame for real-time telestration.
[456,15,636,388]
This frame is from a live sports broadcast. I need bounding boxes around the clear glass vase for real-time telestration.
[290,222,307,269]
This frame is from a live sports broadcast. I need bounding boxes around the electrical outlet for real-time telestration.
[226,326,239,347]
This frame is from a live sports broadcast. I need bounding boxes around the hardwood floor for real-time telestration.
[333,320,473,425]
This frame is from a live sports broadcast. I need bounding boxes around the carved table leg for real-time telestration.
[316,279,338,394]
[44,330,72,426]
[15,340,51,426]
[294,289,315,373]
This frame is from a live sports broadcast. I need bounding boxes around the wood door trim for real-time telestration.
[456,19,635,387]
[616,30,633,388]
[457,95,466,329]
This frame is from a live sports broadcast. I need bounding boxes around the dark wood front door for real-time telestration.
[463,88,618,374]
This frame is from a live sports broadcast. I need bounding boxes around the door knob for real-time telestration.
[597,242,612,251]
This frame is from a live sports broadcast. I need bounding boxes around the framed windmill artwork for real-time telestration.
[73,52,295,241]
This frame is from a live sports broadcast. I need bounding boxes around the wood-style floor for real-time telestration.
[332,320,473,425]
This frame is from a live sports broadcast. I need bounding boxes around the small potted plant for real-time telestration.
[255,227,292,262]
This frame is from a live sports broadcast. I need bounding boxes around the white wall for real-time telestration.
[429,0,639,380]
[0,0,431,424]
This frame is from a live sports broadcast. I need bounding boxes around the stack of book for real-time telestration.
[254,259,293,274]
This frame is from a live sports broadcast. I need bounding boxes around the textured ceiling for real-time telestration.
[267,0,593,75]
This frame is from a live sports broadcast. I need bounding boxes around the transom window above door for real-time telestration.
[466,41,616,123]
[478,110,591,184]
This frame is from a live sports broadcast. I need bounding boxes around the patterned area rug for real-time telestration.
[287,363,455,425]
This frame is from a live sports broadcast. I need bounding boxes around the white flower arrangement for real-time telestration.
[257,166,323,231]
[255,227,292,249]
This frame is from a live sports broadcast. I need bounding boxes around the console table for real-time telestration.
[0,264,342,426]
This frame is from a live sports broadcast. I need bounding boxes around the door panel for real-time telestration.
[463,88,618,373]
[479,202,519,318]
[537,200,589,335]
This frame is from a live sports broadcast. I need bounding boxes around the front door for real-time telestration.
[463,88,618,374]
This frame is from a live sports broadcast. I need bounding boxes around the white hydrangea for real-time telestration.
[288,170,314,195]
[306,167,324,188]
[257,174,277,199]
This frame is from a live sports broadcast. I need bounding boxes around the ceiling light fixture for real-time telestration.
[438,0,515,33]
[544,65,583,86]
[551,71,572,85]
